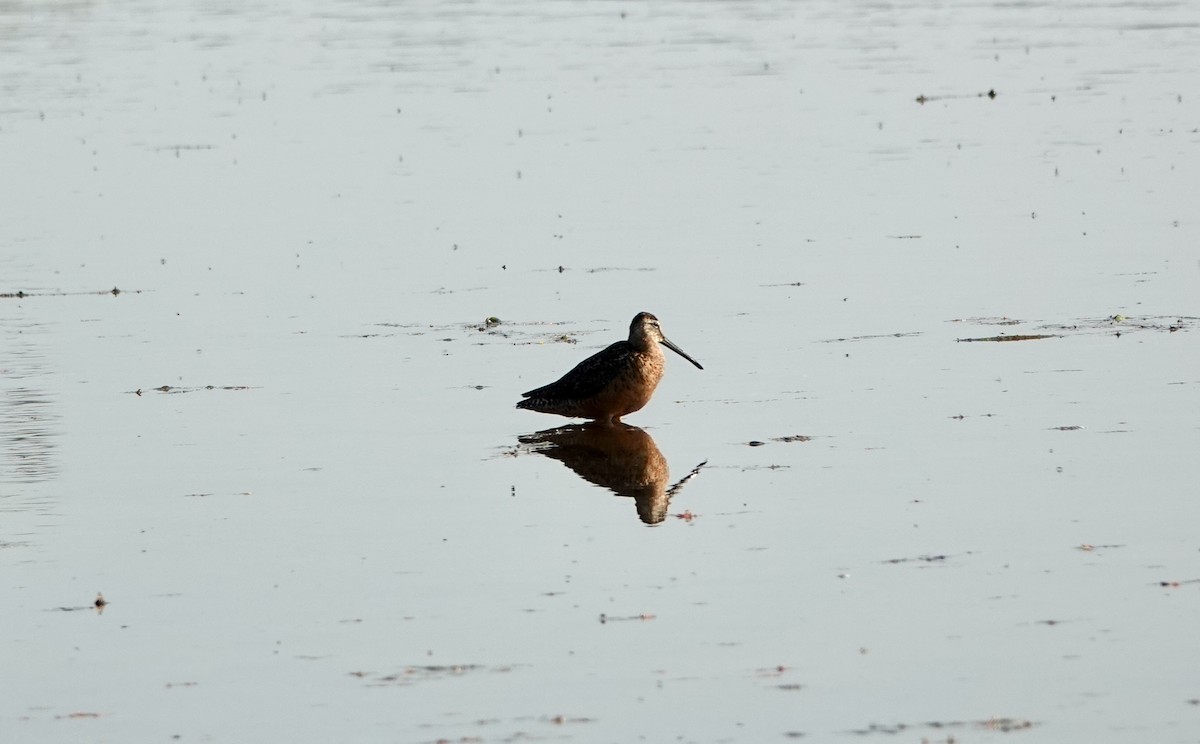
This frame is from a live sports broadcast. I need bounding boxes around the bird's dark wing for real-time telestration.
[521,342,634,401]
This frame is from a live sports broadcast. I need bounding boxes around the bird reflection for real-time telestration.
[519,423,691,525]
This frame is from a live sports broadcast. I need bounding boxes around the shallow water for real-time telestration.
[3,1,1199,742]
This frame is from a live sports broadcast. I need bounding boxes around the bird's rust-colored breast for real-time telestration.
[579,349,664,420]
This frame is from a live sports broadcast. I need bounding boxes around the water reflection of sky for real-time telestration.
[0,1,1197,742]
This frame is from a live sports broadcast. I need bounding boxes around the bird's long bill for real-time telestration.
[661,338,704,370]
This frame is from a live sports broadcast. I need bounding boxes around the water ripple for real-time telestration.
[0,321,58,487]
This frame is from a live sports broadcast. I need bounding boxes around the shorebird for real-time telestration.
[516,312,702,425]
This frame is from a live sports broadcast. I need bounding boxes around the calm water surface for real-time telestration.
[2,1,1198,742]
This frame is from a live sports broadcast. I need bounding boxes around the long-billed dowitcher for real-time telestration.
[516,312,703,425]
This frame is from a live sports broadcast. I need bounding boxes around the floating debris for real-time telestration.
[817,331,922,344]
[957,334,1057,342]
[1043,314,1196,335]
[882,552,977,565]
[848,716,1032,736]
[473,317,506,333]
[1,286,140,299]
[916,88,997,104]
[950,314,1194,341]
[748,435,813,446]
[359,318,586,347]
[584,266,657,273]
[132,385,255,396]
[947,316,1024,326]
[599,613,656,624]
[884,554,946,564]
[57,712,103,720]
[153,144,215,153]
[352,664,515,687]
[1158,578,1200,588]
[546,714,595,725]
[52,593,109,613]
